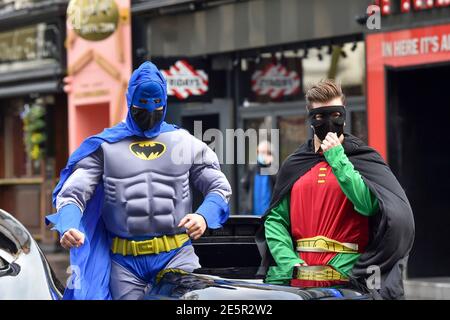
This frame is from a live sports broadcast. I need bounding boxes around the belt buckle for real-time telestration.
[132,240,153,256]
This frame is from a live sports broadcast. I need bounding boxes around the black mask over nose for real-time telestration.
[308,105,346,141]
[130,106,164,132]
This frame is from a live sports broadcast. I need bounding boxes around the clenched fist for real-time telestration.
[320,132,342,153]
[60,228,85,250]
[178,213,207,240]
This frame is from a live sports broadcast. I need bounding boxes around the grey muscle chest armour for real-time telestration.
[101,132,193,238]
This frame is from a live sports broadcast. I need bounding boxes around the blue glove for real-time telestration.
[45,203,82,236]
[196,193,230,229]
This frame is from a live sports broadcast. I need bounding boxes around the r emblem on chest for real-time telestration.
[129,141,166,160]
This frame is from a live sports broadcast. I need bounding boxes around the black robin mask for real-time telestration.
[308,105,346,141]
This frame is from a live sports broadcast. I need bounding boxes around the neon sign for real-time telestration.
[375,0,450,15]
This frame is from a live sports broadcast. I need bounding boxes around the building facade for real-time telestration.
[132,0,370,214]
[365,0,450,279]
[0,0,69,242]
[131,0,450,281]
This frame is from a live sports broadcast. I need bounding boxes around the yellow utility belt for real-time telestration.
[111,234,190,256]
[294,265,348,282]
[296,236,358,254]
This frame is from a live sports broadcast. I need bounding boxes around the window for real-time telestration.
[0,98,30,178]
[238,41,365,107]
[277,115,308,163]
[302,41,365,96]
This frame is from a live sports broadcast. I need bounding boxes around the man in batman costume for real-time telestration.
[256,79,414,300]
[46,61,232,300]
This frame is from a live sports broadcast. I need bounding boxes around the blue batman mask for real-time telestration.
[125,61,168,138]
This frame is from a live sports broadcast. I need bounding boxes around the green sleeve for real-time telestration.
[264,195,305,269]
[324,144,379,216]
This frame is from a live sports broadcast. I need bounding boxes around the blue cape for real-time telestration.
[46,62,178,299]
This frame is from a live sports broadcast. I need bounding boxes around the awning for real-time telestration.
[0,80,61,98]
[0,63,63,98]
[132,0,196,13]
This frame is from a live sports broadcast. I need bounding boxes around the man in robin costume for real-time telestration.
[256,79,414,299]
[46,61,232,300]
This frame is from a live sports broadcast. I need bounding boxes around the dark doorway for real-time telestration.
[182,113,220,211]
[387,62,450,278]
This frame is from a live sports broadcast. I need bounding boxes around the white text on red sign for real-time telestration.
[382,33,450,57]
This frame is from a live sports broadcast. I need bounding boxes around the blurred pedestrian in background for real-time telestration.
[241,140,276,216]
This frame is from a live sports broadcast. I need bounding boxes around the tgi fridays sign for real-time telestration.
[161,60,209,100]
[252,62,300,99]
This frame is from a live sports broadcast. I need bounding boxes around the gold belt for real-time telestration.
[293,265,348,282]
[296,236,358,253]
[111,234,190,256]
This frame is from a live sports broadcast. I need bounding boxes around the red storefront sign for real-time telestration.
[366,23,450,159]
[161,60,209,100]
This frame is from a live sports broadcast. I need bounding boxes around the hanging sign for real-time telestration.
[252,62,301,99]
[161,59,209,100]
[67,0,119,41]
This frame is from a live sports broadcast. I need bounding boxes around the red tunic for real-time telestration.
[289,161,369,287]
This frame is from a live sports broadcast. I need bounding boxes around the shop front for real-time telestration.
[0,2,68,242]
[132,0,371,214]
[235,43,368,213]
[366,22,450,278]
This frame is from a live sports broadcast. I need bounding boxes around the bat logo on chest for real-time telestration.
[129,141,166,160]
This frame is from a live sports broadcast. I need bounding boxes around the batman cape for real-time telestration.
[255,133,415,300]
